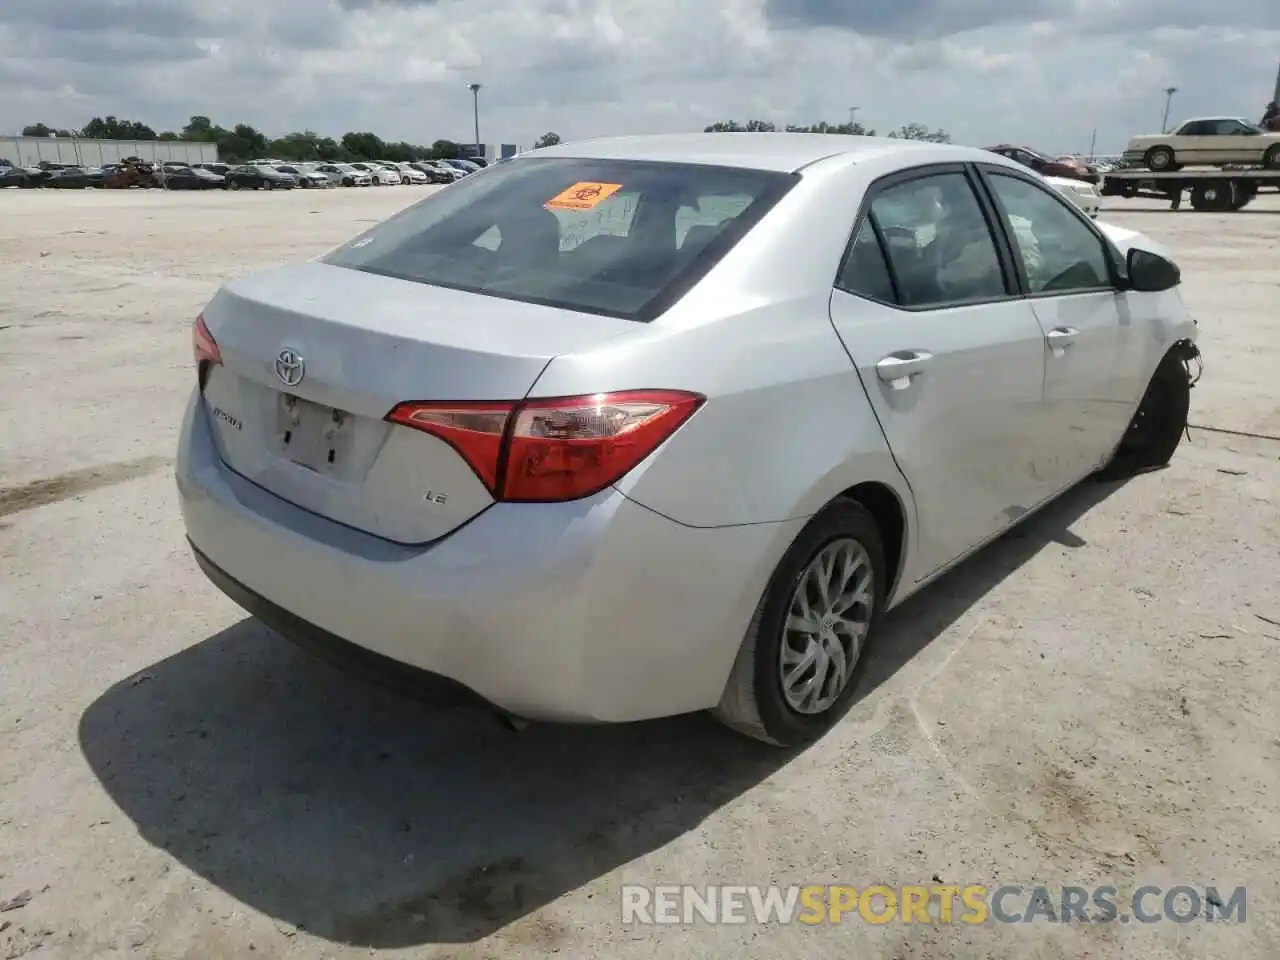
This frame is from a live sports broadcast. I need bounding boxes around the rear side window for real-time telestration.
[837,219,896,303]
[322,157,796,321]
[1206,119,1247,135]
[867,173,1007,307]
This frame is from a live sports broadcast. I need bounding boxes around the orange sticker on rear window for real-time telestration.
[545,181,623,211]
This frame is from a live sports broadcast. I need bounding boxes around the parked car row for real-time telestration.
[232,157,483,186]
[0,159,110,188]
[1,155,483,190]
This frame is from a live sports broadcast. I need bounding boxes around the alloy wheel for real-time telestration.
[779,538,875,715]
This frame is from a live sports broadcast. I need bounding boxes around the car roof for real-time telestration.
[529,133,993,173]
[986,143,1047,155]
[1180,117,1251,124]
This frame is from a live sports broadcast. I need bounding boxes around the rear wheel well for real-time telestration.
[835,482,906,599]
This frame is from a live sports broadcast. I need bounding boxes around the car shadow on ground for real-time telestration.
[78,476,1126,949]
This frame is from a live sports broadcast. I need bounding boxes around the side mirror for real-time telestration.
[1124,248,1181,292]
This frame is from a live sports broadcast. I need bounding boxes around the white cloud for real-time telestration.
[0,0,1277,153]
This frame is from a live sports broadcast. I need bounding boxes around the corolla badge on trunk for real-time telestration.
[275,347,305,387]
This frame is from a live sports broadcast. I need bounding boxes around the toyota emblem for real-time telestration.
[275,347,305,387]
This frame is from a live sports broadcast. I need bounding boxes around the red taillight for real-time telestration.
[384,402,513,492]
[504,391,703,501]
[385,390,704,503]
[193,314,221,367]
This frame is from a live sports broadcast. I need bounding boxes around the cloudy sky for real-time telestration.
[1,0,1278,155]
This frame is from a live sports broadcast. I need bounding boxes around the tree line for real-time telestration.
[704,119,950,141]
[17,113,945,165]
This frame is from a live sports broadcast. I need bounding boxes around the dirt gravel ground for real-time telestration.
[1,186,1278,960]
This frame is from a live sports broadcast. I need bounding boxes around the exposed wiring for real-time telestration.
[1187,423,1280,443]
[1184,352,1203,388]
[1175,339,1203,388]
[1176,343,1280,443]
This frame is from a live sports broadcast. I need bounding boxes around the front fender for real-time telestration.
[1096,221,1177,263]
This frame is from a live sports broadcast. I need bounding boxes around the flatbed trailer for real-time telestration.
[1099,166,1280,211]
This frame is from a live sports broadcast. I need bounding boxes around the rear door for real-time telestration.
[1220,118,1269,164]
[827,165,1053,578]
[1197,119,1250,163]
[977,165,1139,486]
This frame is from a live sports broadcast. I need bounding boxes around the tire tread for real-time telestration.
[712,498,886,747]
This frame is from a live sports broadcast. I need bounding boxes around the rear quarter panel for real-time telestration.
[1126,135,1163,152]
[528,153,922,534]
[542,299,913,531]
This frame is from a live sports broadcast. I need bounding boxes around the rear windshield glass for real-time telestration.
[321,157,796,321]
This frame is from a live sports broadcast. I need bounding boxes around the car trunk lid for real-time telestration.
[199,261,637,543]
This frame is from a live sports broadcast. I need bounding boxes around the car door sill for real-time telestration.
[900,465,1100,600]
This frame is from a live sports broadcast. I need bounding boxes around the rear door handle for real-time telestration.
[1045,327,1080,352]
[876,351,934,390]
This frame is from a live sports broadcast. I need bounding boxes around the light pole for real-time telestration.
[467,83,482,158]
[1161,86,1177,134]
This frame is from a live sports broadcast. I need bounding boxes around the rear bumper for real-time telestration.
[176,391,798,723]
[190,542,493,710]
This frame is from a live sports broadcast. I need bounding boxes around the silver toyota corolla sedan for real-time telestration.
[177,133,1201,746]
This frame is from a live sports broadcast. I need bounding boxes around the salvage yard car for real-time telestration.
[193,162,233,177]
[178,134,1200,747]
[0,165,35,188]
[104,160,159,189]
[984,144,1099,183]
[394,162,430,185]
[349,161,401,185]
[225,164,297,190]
[44,166,105,189]
[1125,117,1280,171]
[312,163,371,187]
[163,166,227,190]
[1045,174,1101,217]
[275,164,331,188]
[416,160,463,183]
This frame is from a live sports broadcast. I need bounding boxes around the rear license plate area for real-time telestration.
[277,393,354,473]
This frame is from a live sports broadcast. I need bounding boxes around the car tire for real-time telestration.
[1189,181,1235,212]
[713,499,887,747]
[1232,181,1259,210]
[1097,352,1191,480]
[229,181,240,190]
[1263,145,1280,169]
[1144,146,1178,172]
